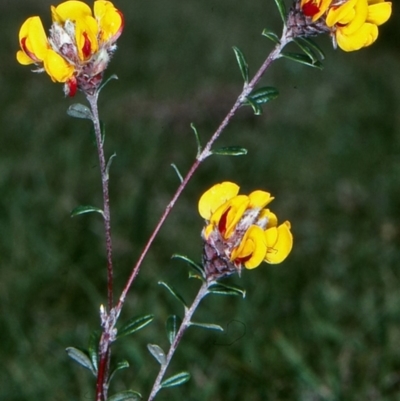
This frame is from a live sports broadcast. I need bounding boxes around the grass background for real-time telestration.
[1,0,400,400]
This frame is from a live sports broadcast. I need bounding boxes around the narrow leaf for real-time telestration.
[108,360,130,384]
[65,347,95,375]
[281,52,323,69]
[161,372,191,389]
[166,315,182,345]
[261,29,280,44]
[295,37,325,60]
[67,103,93,120]
[88,330,100,374]
[189,322,224,331]
[107,390,142,401]
[71,205,104,218]
[190,123,202,157]
[158,281,187,308]
[208,283,246,298]
[106,153,117,178]
[232,46,249,84]
[147,343,167,365]
[273,0,287,23]
[170,164,183,183]
[248,86,279,105]
[117,314,154,339]
[244,96,263,115]
[171,254,205,278]
[212,146,248,156]
[98,74,119,93]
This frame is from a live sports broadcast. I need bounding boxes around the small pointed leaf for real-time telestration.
[261,29,280,44]
[107,390,142,401]
[71,205,104,218]
[294,37,325,61]
[189,322,224,331]
[232,46,249,84]
[161,372,191,389]
[274,0,287,23]
[170,164,183,183]
[171,254,205,278]
[208,283,246,298]
[65,347,96,375]
[248,86,279,105]
[166,315,182,345]
[106,153,117,178]
[117,314,154,339]
[190,123,202,157]
[108,360,130,384]
[99,74,119,93]
[281,52,323,69]
[88,330,100,374]
[212,146,248,156]
[147,344,167,365]
[67,103,93,120]
[244,96,263,115]
[158,281,187,308]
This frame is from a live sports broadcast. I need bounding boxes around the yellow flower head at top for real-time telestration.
[17,1,124,96]
[199,182,293,280]
[299,0,392,52]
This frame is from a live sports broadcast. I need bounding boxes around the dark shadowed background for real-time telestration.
[1,0,400,400]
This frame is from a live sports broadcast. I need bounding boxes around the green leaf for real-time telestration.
[67,103,93,120]
[106,153,117,178]
[244,96,263,115]
[158,281,187,308]
[70,205,104,218]
[170,163,183,183]
[166,315,182,345]
[117,314,154,339]
[294,37,325,61]
[107,390,142,401]
[190,123,202,157]
[232,46,249,84]
[189,322,224,331]
[108,360,130,384]
[147,343,167,365]
[247,86,279,105]
[273,0,287,23]
[98,74,119,93]
[208,283,246,298]
[171,254,205,278]
[281,52,323,69]
[88,330,100,374]
[161,372,191,389]
[261,29,280,44]
[65,347,96,376]
[212,146,248,156]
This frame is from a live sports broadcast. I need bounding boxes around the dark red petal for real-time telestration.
[66,77,77,97]
[82,32,92,59]
[21,37,40,62]
[218,208,230,236]
[302,1,320,17]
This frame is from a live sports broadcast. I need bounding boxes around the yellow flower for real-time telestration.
[199,182,293,279]
[326,0,392,52]
[16,1,124,96]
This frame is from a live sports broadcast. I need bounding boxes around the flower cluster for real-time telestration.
[299,0,392,52]
[199,182,293,280]
[16,1,124,96]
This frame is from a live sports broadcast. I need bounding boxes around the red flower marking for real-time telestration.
[218,208,229,236]
[66,76,77,97]
[82,32,92,59]
[302,1,321,17]
[21,37,40,62]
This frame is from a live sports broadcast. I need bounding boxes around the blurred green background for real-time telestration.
[1,0,400,400]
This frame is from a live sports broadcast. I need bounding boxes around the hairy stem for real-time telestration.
[147,282,210,401]
[87,92,114,401]
[115,33,290,315]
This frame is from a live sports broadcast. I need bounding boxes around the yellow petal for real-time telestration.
[339,0,369,36]
[94,0,124,42]
[17,50,35,65]
[336,22,378,51]
[19,16,49,62]
[75,16,99,60]
[198,182,239,220]
[51,0,93,23]
[265,221,293,264]
[367,2,392,25]
[232,225,267,269]
[248,190,274,208]
[43,49,75,82]
[223,195,249,238]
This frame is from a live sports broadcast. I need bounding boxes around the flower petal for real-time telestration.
[198,182,239,220]
[265,221,293,264]
[248,190,274,209]
[51,0,93,23]
[94,0,124,42]
[336,22,378,51]
[367,2,392,25]
[43,49,75,82]
[19,16,49,62]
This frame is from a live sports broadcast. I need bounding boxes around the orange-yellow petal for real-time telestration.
[265,221,293,264]
[43,49,75,82]
[198,182,240,220]
[94,0,124,42]
[326,0,357,27]
[75,16,99,60]
[18,16,49,62]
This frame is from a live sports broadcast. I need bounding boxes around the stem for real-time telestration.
[115,34,290,315]
[147,282,210,401]
[86,92,115,401]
